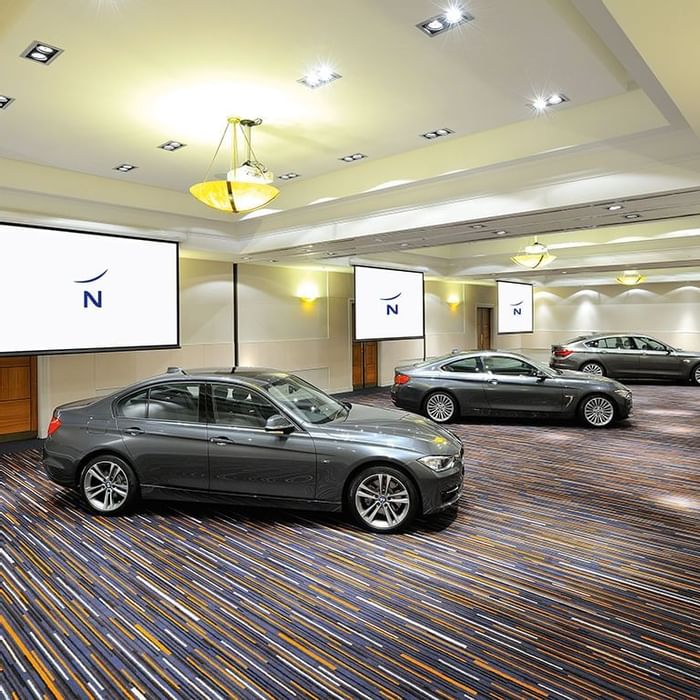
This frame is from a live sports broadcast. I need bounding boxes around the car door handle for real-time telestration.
[210,436,236,445]
[489,379,498,384]
[124,427,144,436]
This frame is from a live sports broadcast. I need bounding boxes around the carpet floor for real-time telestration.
[1,384,699,699]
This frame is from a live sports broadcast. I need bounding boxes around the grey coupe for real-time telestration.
[391,350,632,428]
[43,368,463,533]
[550,333,700,384]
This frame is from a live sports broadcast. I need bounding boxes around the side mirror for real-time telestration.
[265,414,295,434]
[342,401,352,410]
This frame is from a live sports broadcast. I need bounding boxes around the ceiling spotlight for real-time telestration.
[420,127,454,140]
[511,237,556,269]
[158,140,186,151]
[470,224,485,229]
[22,41,63,65]
[531,93,569,111]
[495,230,507,235]
[279,172,300,180]
[0,95,14,110]
[624,213,641,219]
[113,163,137,172]
[298,65,341,89]
[418,8,474,36]
[607,204,624,211]
[616,270,645,286]
[339,153,367,162]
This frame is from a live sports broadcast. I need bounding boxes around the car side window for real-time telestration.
[118,389,149,418]
[147,383,201,422]
[585,339,600,348]
[212,384,277,428]
[636,337,665,351]
[442,357,482,373]
[483,356,538,376]
[600,336,636,350]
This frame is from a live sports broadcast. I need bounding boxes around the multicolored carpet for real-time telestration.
[1,384,699,699]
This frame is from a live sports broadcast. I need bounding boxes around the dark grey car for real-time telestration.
[391,350,632,428]
[550,333,700,384]
[43,368,463,533]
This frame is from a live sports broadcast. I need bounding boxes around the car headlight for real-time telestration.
[614,389,631,398]
[417,455,455,472]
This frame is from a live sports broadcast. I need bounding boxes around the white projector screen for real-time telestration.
[354,265,424,341]
[0,223,179,355]
[497,280,534,334]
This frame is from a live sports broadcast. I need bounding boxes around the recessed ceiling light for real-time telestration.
[298,65,341,89]
[607,204,624,211]
[531,93,569,111]
[418,8,474,36]
[22,41,62,65]
[624,213,641,219]
[339,153,367,162]
[113,163,137,172]
[279,172,300,180]
[0,95,14,110]
[158,140,186,151]
[421,127,454,140]
[470,224,485,229]
[495,230,507,235]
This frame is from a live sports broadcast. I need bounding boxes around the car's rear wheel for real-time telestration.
[80,455,137,515]
[348,466,418,533]
[424,391,456,423]
[579,395,615,428]
[580,361,605,376]
[691,363,700,385]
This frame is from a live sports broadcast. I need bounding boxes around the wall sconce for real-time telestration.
[297,282,320,303]
[446,292,462,309]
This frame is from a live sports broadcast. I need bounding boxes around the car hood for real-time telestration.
[307,403,461,454]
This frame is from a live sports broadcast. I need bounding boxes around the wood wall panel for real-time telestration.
[0,356,37,437]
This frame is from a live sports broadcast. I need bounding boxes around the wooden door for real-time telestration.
[477,307,493,350]
[0,356,37,441]
[351,303,378,389]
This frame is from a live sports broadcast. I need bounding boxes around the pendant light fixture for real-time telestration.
[511,237,556,269]
[616,270,645,286]
[190,117,279,214]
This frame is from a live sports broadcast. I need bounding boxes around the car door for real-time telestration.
[438,356,490,413]
[482,355,563,413]
[633,336,683,378]
[596,336,641,377]
[116,382,209,491]
[207,382,317,500]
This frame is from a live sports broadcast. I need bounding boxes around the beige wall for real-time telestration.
[496,282,700,351]
[37,258,235,436]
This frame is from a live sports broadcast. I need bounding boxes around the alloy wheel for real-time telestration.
[354,473,411,530]
[83,460,130,512]
[693,364,700,385]
[425,392,455,422]
[581,362,604,376]
[583,396,615,427]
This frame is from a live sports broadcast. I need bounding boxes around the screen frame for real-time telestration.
[353,264,426,342]
[0,221,181,357]
[496,279,534,335]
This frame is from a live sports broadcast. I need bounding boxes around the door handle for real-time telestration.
[210,436,235,446]
[124,427,144,436]
[489,379,498,385]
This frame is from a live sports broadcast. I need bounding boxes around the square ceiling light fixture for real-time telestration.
[158,140,186,152]
[531,94,569,111]
[113,163,137,173]
[22,41,63,65]
[0,95,14,110]
[339,153,367,163]
[417,7,474,36]
[421,127,454,140]
[298,66,341,89]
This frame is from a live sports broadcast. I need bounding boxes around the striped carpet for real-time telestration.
[1,384,699,699]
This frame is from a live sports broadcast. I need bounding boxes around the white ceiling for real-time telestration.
[1,0,699,286]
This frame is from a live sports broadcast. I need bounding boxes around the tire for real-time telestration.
[80,455,138,515]
[348,466,418,533]
[579,394,616,428]
[424,391,457,423]
[691,363,700,385]
[580,361,605,376]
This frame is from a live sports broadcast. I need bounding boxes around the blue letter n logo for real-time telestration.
[386,303,398,316]
[83,290,102,308]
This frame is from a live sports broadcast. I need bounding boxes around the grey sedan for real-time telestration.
[43,368,463,533]
[550,333,700,384]
[391,351,632,428]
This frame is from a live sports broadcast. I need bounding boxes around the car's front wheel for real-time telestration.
[80,455,138,515]
[348,466,418,533]
[424,391,457,423]
[691,363,700,385]
[580,361,605,376]
[579,394,616,428]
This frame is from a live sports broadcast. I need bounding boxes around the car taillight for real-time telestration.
[47,415,62,437]
[553,349,575,358]
[394,373,410,385]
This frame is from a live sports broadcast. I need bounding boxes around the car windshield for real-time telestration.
[265,375,348,424]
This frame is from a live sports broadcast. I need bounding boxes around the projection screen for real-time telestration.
[0,223,179,355]
[497,280,534,334]
[354,265,425,341]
